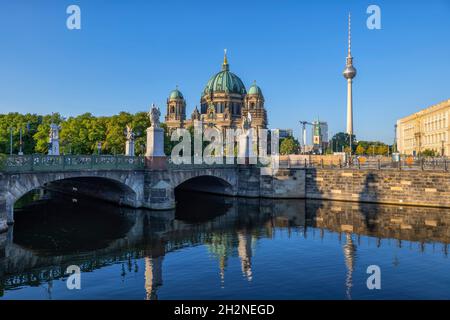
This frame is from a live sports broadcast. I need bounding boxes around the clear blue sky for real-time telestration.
[0,0,449,143]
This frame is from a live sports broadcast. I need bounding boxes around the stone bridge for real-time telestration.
[0,155,305,232]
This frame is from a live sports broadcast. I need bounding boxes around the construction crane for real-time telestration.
[299,121,314,154]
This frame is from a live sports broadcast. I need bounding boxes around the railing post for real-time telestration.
[358,158,360,169]
[321,159,324,168]
[377,159,381,170]
[445,159,447,172]
[421,158,424,171]
[304,158,307,168]
[339,158,342,169]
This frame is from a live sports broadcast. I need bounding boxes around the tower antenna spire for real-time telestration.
[348,12,352,57]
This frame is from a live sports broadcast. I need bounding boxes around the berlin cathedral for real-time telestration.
[164,51,268,134]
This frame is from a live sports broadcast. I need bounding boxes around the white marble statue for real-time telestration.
[148,104,161,128]
[125,125,135,156]
[126,125,135,141]
[48,123,61,156]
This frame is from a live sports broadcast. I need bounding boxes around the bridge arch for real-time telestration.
[170,168,238,196]
[2,171,144,225]
[175,175,234,196]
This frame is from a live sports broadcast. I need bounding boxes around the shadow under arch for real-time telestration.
[174,176,235,222]
[43,176,138,207]
[6,174,140,224]
[13,190,135,255]
[9,176,141,252]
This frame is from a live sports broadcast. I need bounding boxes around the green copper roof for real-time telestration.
[314,122,321,136]
[248,82,263,97]
[203,57,247,96]
[169,88,184,100]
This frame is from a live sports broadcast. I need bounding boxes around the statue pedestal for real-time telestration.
[146,126,166,169]
[238,129,254,165]
[125,140,135,157]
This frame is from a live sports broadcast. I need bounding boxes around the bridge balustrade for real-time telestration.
[0,155,145,172]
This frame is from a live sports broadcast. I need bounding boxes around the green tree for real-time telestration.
[355,144,366,155]
[161,123,174,156]
[421,149,436,157]
[0,113,46,154]
[357,140,390,156]
[131,112,150,155]
[330,132,356,152]
[280,137,300,155]
[104,112,133,154]
[376,145,389,156]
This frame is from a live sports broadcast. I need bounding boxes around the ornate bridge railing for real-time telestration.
[0,155,145,173]
[278,156,450,171]
[166,157,268,170]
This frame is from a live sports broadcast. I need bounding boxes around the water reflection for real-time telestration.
[1,189,450,299]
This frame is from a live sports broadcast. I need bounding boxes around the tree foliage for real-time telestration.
[330,132,356,152]
[280,136,300,155]
[355,144,365,155]
[0,112,150,155]
[420,149,436,157]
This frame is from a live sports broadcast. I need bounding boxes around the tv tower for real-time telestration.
[343,13,357,136]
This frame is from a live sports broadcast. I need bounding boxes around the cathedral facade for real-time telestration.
[165,52,268,134]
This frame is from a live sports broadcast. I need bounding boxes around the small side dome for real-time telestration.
[248,82,263,98]
[169,87,184,100]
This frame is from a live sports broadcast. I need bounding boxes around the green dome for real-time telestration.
[169,88,184,100]
[248,82,263,97]
[203,56,247,96]
[203,71,247,95]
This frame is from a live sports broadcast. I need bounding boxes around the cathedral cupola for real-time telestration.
[244,80,267,129]
[165,86,186,124]
[246,81,264,109]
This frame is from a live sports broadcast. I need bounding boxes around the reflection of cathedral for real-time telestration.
[206,230,255,286]
[237,231,253,281]
[165,51,268,133]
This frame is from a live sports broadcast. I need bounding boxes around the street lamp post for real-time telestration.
[349,134,352,156]
[9,127,13,155]
[18,128,24,155]
[394,124,398,153]
[97,142,102,155]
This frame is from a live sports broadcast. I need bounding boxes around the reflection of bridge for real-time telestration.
[0,155,305,233]
[0,197,272,298]
[1,198,450,299]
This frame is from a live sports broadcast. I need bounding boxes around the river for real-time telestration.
[1,189,450,299]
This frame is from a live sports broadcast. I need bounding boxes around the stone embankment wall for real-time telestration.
[304,168,450,207]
